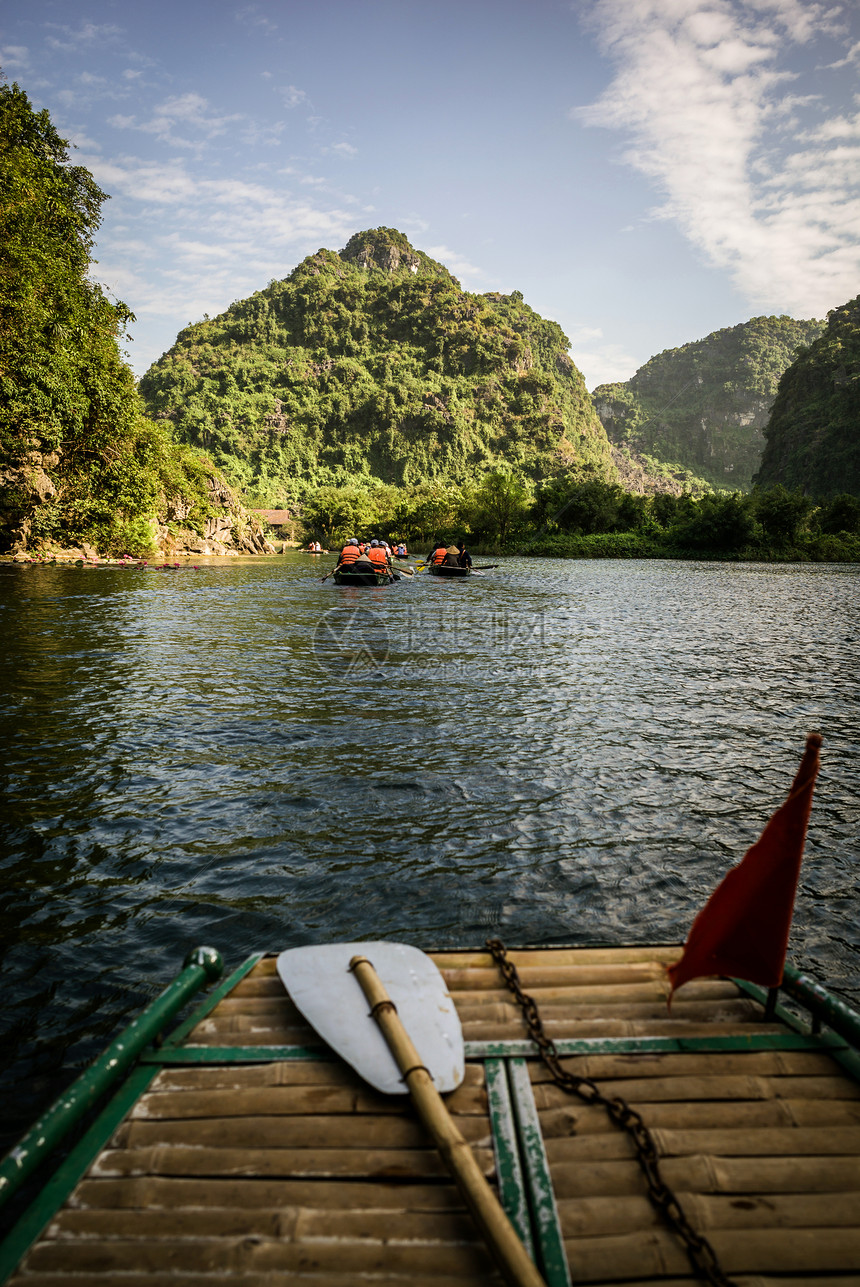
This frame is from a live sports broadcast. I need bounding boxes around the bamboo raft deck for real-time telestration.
[3,944,860,1285]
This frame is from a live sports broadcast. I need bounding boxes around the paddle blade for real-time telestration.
[276,942,465,1094]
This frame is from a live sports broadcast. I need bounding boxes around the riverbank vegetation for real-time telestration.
[298,476,860,562]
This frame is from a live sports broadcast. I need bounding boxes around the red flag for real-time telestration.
[668,732,822,999]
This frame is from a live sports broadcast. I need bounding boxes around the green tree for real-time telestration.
[750,485,813,545]
[815,493,860,535]
[670,493,758,552]
[0,78,235,556]
[470,470,531,542]
[300,486,380,546]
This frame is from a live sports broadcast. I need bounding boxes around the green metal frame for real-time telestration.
[467,1030,850,1058]
[507,1058,571,1287]
[0,946,223,1213]
[483,1057,534,1256]
[0,1065,157,1284]
[136,1030,852,1067]
[733,977,860,1084]
[781,963,860,1049]
[139,1042,327,1063]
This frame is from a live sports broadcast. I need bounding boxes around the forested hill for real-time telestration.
[591,316,824,490]
[139,228,616,505]
[755,296,860,497]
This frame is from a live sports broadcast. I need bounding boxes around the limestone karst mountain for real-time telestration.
[755,296,860,497]
[592,316,824,490]
[139,228,617,504]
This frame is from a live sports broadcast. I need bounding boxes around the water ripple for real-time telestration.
[0,555,858,1140]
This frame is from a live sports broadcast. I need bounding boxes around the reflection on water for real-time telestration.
[0,554,858,1139]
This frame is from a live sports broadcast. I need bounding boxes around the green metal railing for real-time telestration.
[0,945,223,1212]
[780,963,860,1048]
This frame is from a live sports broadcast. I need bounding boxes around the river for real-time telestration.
[0,553,858,1144]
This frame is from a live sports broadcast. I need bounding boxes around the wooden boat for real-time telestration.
[2,941,860,1285]
[332,566,398,586]
[428,563,470,577]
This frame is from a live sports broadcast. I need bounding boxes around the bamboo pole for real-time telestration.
[349,954,547,1287]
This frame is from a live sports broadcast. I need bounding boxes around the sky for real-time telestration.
[2,0,859,390]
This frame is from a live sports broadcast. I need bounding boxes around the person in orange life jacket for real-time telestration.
[337,538,362,567]
[429,540,448,566]
[366,540,392,576]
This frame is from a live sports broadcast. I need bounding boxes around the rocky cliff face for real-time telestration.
[593,316,824,489]
[755,295,860,497]
[339,228,452,278]
[157,475,276,557]
[1,445,275,559]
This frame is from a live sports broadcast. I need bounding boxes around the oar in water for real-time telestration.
[277,942,546,1287]
[320,564,341,582]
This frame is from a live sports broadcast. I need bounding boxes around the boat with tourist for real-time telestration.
[332,565,399,586]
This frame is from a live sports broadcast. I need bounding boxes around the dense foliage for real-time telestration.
[755,296,860,497]
[139,228,616,506]
[521,482,860,562]
[592,316,824,490]
[0,79,237,555]
[297,473,859,565]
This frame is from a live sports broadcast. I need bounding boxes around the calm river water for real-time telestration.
[0,553,858,1143]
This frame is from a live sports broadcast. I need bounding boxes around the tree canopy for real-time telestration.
[0,78,227,554]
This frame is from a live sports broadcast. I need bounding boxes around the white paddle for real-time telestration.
[277,942,546,1287]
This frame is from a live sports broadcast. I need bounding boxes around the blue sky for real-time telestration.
[3,0,859,389]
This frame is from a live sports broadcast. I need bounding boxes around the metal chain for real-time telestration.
[485,939,736,1287]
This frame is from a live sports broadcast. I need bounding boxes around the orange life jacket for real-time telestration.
[430,546,447,565]
[367,546,388,567]
[339,546,361,565]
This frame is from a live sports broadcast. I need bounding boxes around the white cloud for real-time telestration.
[570,337,640,390]
[45,22,123,52]
[329,141,358,157]
[235,5,278,33]
[278,84,308,108]
[108,93,244,149]
[420,244,482,279]
[81,152,361,374]
[577,0,860,318]
[824,38,860,69]
[1,44,30,71]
